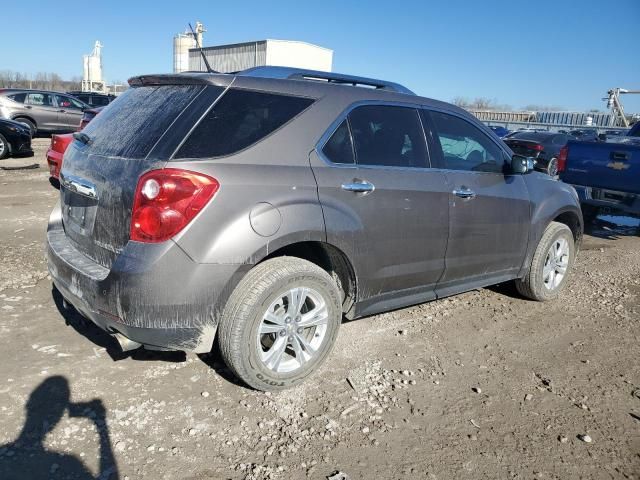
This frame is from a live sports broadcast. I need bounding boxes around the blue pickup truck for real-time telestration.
[559,122,640,221]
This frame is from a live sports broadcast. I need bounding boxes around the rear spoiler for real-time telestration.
[127,73,231,87]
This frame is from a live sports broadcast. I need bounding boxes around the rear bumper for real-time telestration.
[46,148,63,180]
[46,201,246,353]
[572,184,640,217]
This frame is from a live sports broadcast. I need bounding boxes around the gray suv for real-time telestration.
[0,89,89,134]
[46,67,583,390]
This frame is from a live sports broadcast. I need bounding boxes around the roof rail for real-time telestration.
[238,66,415,95]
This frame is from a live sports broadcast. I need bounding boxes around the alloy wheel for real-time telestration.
[257,287,329,374]
[543,237,569,290]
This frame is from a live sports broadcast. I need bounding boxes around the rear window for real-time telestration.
[175,89,314,159]
[80,85,203,159]
[508,132,554,142]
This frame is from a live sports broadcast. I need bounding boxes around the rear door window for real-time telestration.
[26,93,54,107]
[348,105,428,168]
[80,85,203,159]
[175,89,314,159]
[322,120,354,164]
[428,110,505,173]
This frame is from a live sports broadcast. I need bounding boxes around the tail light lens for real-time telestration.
[530,144,544,152]
[557,145,568,173]
[130,169,219,243]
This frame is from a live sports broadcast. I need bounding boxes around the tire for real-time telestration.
[581,205,598,226]
[0,134,9,160]
[546,157,558,177]
[516,222,575,301]
[217,256,342,391]
[15,118,36,136]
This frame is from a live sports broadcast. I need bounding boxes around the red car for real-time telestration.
[47,107,103,185]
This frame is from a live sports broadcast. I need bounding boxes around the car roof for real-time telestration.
[128,67,474,122]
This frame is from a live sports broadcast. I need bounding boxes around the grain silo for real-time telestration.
[173,22,205,73]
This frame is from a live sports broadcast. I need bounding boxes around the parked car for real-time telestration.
[504,131,571,176]
[569,128,599,142]
[0,89,90,135]
[47,107,104,185]
[67,91,116,107]
[0,117,33,159]
[560,121,640,221]
[489,125,511,138]
[47,67,583,391]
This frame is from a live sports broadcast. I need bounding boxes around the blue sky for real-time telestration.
[3,0,639,112]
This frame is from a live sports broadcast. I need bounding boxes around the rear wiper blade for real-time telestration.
[73,132,92,145]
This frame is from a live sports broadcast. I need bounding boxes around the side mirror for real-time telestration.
[511,154,535,174]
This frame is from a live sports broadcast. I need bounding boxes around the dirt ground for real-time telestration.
[0,138,639,480]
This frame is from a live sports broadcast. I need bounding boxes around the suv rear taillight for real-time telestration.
[557,145,568,173]
[130,169,219,243]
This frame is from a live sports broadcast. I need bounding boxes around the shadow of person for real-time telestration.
[0,376,119,480]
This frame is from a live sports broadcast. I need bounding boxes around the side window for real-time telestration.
[429,111,505,173]
[175,89,314,159]
[322,120,354,164]
[348,105,428,168]
[8,93,26,103]
[94,96,110,106]
[26,93,54,107]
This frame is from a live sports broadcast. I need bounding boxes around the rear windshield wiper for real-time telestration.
[73,132,92,145]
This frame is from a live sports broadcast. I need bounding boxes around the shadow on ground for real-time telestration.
[0,376,119,480]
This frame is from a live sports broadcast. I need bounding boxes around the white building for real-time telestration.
[188,39,333,73]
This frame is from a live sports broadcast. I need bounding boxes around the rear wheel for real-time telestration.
[217,257,342,391]
[516,222,575,301]
[0,134,9,159]
[15,118,36,136]
[547,157,558,176]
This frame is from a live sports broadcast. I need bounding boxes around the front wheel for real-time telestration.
[516,222,575,301]
[547,157,558,177]
[217,257,342,391]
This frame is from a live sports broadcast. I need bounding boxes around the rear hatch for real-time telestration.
[59,83,222,269]
[560,140,640,194]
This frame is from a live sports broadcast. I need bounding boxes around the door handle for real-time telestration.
[453,188,476,200]
[341,180,375,194]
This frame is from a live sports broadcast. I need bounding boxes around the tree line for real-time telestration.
[0,70,82,92]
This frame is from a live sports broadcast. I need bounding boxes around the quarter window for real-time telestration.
[348,105,428,168]
[322,120,354,164]
[176,89,314,159]
[8,93,26,103]
[429,111,505,173]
